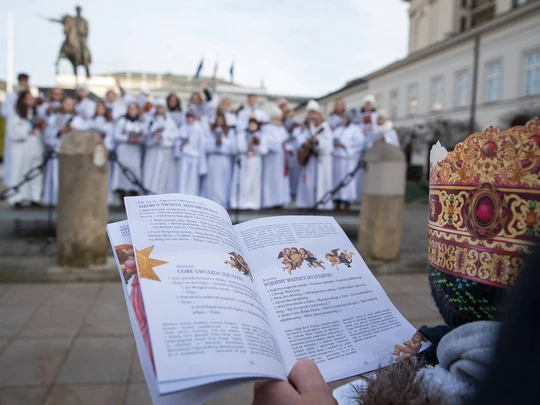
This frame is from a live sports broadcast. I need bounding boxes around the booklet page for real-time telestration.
[234,216,426,382]
[124,194,287,385]
[107,221,262,403]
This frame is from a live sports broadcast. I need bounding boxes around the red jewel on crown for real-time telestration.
[463,184,507,239]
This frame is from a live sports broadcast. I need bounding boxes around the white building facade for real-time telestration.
[296,0,540,132]
[56,72,308,111]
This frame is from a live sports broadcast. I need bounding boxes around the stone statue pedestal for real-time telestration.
[57,131,108,267]
[358,143,407,262]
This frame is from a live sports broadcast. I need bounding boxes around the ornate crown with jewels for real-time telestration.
[428,118,540,288]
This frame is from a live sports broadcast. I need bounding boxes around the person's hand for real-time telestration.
[251,360,336,405]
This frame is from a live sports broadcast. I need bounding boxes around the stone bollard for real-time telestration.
[57,131,108,267]
[358,143,407,262]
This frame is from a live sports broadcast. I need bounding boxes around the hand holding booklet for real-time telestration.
[107,194,428,404]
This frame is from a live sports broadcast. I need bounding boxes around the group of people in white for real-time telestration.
[1,73,400,211]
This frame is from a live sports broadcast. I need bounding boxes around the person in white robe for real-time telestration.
[104,89,126,121]
[236,94,268,131]
[142,98,178,195]
[37,88,63,120]
[182,82,214,130]
[166,93,184,127]
[261,104,290,209]
[276,97,290,121]
[2,73,30,187]
[88,102,116,203]
[287,122,303,199]
[212,93,237,128]
[75,83,97,120]
[230,117,269,210]
[204,113,236,208]
[369,110,400,148]
[327,98,346,131]
[332,110,366,211]
[117,81,154,117]
[174,110,204,196]
[356,94,378,136]
[111,103,145,199]
[42,97,86,206]
[295,100,334,210]
[7,91,44,207]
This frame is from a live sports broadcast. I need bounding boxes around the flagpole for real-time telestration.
[7,11,14,92]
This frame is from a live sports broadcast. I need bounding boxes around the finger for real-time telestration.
[288,360,328,396]
[252,380,300,405]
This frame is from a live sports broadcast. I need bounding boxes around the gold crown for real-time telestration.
[428,118,540,288]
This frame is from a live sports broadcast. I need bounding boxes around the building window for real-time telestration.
[486,61,502,101]
[456,71,469,107]
[514,0,527,8]
[375,94,384,110]
[461,0,467,7]
[431,77,444,111]
[460,17,467,32]
[408,84,418,115]
[389,89,399,118]
[525,51,540,96]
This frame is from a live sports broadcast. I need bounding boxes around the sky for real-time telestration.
[0,0,410,98]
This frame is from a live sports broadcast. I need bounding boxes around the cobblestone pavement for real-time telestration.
[0,275,441,405]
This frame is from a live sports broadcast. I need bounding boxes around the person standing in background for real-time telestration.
[327,98,346,131]
[37,87,64,120]
[262,104,290,209]
[75,83,96,120]
[230,117,268,210]
[142,98,178,194]
[104,89,125,121]
[166,93,183,128]
[236,93,268,131]
[42,96,84,206]
[7,91,44,208]
[295,100,333,210]
[174,109,204,196]
[215,93,237,127]
[357,95,377,136]
[204,113,236,208]
[111,103,145,201]
[369,110,400,148]
[2,73,30,188]
[332,110,366,211]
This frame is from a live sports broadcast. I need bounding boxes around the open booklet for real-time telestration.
[107,193,429,404]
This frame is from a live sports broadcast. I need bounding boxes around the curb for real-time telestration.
[0,256,120,283]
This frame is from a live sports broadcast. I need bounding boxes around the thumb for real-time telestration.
[288,360,332,398]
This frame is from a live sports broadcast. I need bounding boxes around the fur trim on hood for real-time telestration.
[353,358,445,405]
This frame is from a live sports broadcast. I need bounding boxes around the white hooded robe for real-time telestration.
[332,124,366,202]
[174,121,204,196]
[111,116,145,193]
[230,130,268,210]
[295,122,334,210]
[204,128,236,208]
[142,113,178,194]
[7,112,44,205]
[262,124,290,208]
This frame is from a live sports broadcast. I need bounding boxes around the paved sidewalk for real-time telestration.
[0,274,441,405]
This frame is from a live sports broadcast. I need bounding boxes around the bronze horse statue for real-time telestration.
[48,6,92,79]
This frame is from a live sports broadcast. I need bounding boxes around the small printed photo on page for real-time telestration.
[234,216,429,382]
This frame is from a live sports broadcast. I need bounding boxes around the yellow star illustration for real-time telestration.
[136,246,168,282]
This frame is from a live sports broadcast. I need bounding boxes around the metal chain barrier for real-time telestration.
[313,159,367,209]
[0,151,53,201]
[108,152,156,196]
